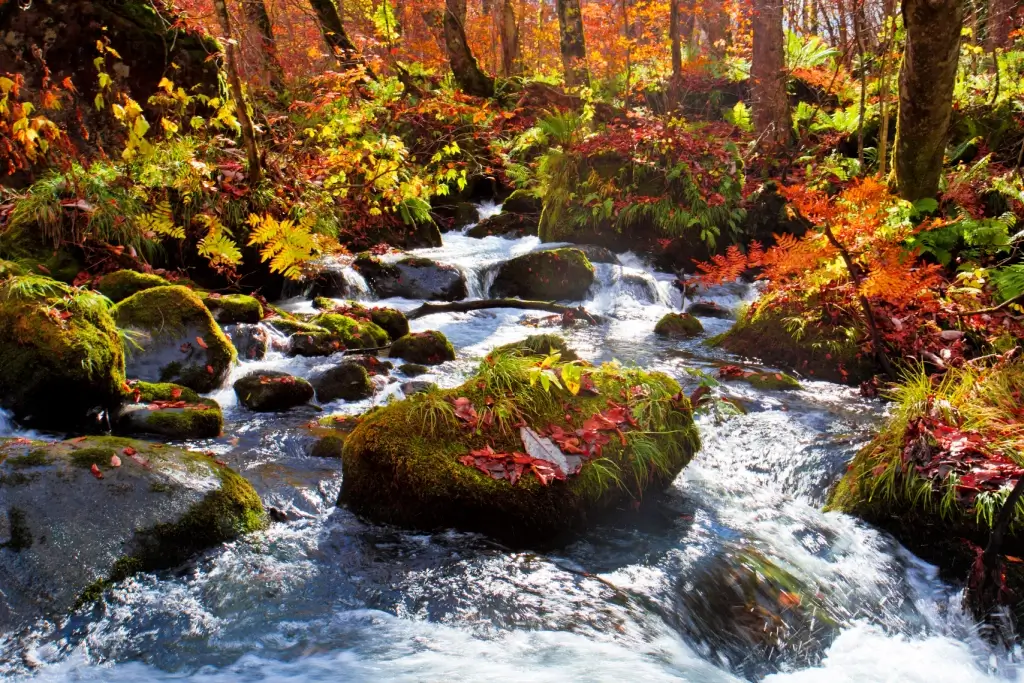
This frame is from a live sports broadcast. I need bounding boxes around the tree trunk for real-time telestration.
[751,0,790,147]
[894,0,964,201]
[705,2,730,57]
[500,0,521,76]
[443,0,495,96]
[556,0,590,87]
[987,0,1014,49]
[212,0,262,186]
[681,0,697,51]
[308,0,367,71]
[243,0,286,90]
[670,0,683,80]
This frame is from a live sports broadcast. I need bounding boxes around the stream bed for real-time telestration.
[1,202,1021,681]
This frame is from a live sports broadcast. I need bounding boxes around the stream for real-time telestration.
[1,201,1022,681]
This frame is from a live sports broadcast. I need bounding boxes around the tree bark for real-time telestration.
[894,0,964,201]
[243,0,286,90]
[212,0,262,186]
[751,0,790,147]
[308,0,368,72]
[556,0,590,88]
[987,0,1015,49]
[670,0,683,81]
[500,0,521,76]
[443,0,495,96]
[705,1,730,57]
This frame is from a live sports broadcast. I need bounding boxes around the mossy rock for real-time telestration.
[310,434,346,459]
[502,189,543,215]
[288,313,389,357]
[465,212,538,239]
[489,248,595,301]
[267,317,322,336]
[710,295,877,384]
[353,254,467,301]
[451,202,481,227]
[115,381,223,440]
[201,293,264,325]
[13,249,83,284]
[686,301,732,319]
[399,363,430,377]
[0,436,264,630]
[340,359,699,544]
[233,371,314,412]
[311,299,408,342]
[0,260,26,280]
[113,286,237,393]
[743,371,801,390]
[654,313,704,338]
[494,334,579,361]
[0,276,126,429]
[311,363,374,403]
[95,270,169,303]
[389,331,456,365]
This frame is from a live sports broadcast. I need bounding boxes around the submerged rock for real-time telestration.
[654,313,704,338]
[489,248,595,301]
[399,363,430,377]
[201,293,264,325]
[686,301,732,319]
[95,270,169,303]
[311,363,374,403]
[224,323,270,361]
[340,358,698,544]
[234,371,314,412]
[0,276,126,429]
[389,331,456,365]
[0,436,264,631]
[354,254,467,302]
[113,286,237,392]
[116,381,223,440]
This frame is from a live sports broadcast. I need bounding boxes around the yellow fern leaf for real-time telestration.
[137,201,184,239]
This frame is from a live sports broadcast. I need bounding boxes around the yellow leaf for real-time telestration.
[158,77,174,94]
[160,117,179,134]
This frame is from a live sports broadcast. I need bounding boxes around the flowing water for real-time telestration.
[2,202,1022,681]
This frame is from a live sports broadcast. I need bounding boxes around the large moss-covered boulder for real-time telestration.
[95,269,169,302]
[489,248,595,301]
[311,363,374,403]
[288,313,390,357]
[234,371,314,412]
[115,381,223,440]
[0,276,126,429]
[710,295,876,384]
[0,436,265,631]
[340,357,699,543]
[389,331,456,365]
[655,313,704,338]
[354,254,468,302]
[113,286,237,392]
[502,189,543,216]
[201,293,264,325]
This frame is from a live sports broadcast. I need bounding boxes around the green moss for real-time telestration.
[312,297,335,310]
[201,293,264,324]
[0,276,126,428]
[141,407,223,439]
[310,313,389,348]
[369,307,410,341]
[96,270,169,303]
[389,331,456,365]
[399,363,430,377]
[494,334,579,361]
[490,248,595,301]
[310,434,346,458]
[0,260,27,280]
[340,357,699,542]
[742,371,802,391]
[654,313,704,338]
[268,318,322,335]
[8,449,50,468]
[70,447,117,469]
[711,296,876,384]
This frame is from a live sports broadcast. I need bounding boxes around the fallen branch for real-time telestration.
[406,299,600,323]
[955,292,1024,317]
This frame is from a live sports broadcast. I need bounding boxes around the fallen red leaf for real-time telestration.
[196,336,208,349]
[110,454,121,467]
[90,463,103,479]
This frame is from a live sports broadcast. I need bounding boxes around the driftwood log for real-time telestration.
[406,298,600,323]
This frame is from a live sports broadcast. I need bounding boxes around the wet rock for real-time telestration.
[308,262,352,298]
[466,212,538,238]
[741,180,811,246]
[116,381,223,440]
[501,189,543,216]
[234,371,314,412]
[223,323,270,361]
[0,436,264,631]
[432,201,482,230]
[489,248,595,301]
[354,254,467,302]
[113,286,237,393]
[340,362,698,544]
[0,276,126,429]
[95,270,169,302]
[654,313,704,338]
[344,354,393,375]
[287,313,390,358]
[310,434,346,458]
[619,273,661,302]
[200,293,264,325]
[399,363,430,377]
[400,380,436,395]
[574,244,619,264]
[311,363,374,403]
[686,301,732,319]
[389,331,456,365]
[494,334,579,361]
